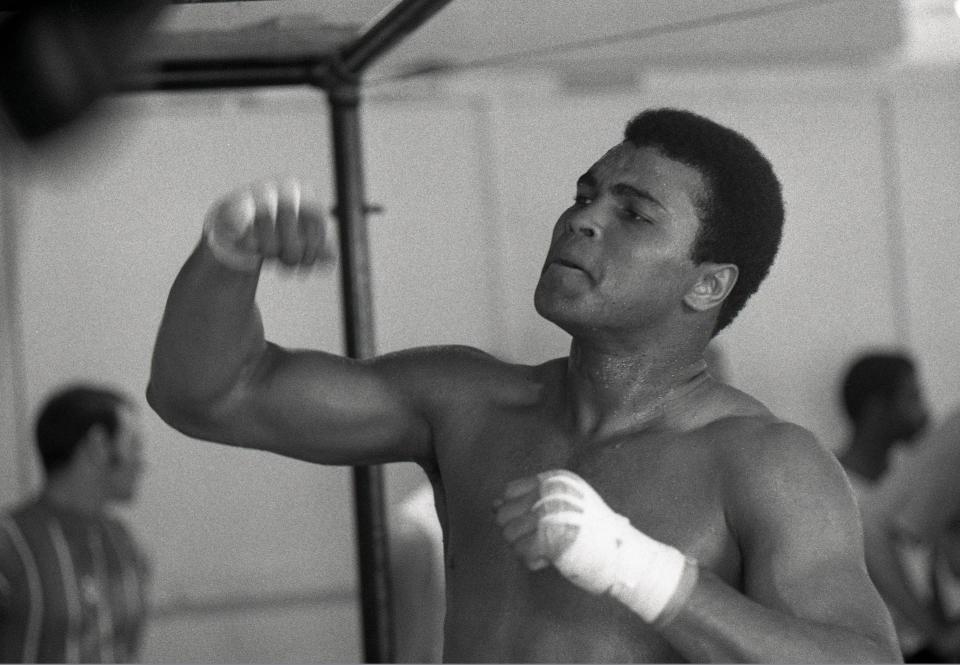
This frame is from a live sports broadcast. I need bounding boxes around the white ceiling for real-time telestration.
[154,0,959,85]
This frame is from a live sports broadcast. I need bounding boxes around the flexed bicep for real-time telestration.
[193,343,438,466]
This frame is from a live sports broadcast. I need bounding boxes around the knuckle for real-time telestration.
[534,496,578,518]
[503,514,536,542]
[536,519,579,556]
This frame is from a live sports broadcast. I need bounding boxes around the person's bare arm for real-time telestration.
[147,180,434,466]
[661,563,897,662]
[659,424,900,662]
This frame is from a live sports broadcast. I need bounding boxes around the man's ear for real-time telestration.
[684,263,739,312]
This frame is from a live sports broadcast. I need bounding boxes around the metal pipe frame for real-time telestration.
[117,65,326,92]
[319,4,453,659]
[327,82,394,662]
[340,0,453,74]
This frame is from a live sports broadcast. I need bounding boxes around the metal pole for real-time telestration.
[321,5,452,660]
[326,81,394,664]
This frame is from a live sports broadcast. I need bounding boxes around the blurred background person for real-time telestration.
[0,383,150,663]
[834,350,935,660]
[862,404,960,663]
[837,351,929,499]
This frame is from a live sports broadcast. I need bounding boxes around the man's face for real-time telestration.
[105,405,145,503]
[534,143,708,338]
[888,372,929,443]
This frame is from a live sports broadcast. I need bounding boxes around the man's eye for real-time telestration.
[621,208,651,224]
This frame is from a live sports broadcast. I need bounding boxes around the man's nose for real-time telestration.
[565,206,601,239]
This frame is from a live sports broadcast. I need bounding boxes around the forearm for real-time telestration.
[658,568,900,663]
[148,240,265,423]
[498,471,902,664]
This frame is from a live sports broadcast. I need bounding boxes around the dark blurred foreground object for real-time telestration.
[0,0,165,140]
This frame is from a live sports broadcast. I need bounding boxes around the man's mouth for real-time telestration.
[546,256,591,280]
[552,256,589,273]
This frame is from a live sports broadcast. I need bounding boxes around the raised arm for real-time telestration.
[147,180,432,466]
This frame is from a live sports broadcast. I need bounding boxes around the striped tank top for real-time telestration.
[0,496,149,663]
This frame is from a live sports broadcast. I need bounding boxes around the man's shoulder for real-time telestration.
[729,419,828,473]
[703,407,853,523]
[703,399,825,468]
[696,381,806,439]
[688,383,838,483]
[685,380,780,438]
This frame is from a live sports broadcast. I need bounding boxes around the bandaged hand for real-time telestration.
[202,179,334,272]
[493,469,699,625]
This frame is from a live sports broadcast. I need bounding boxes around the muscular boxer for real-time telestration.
[148,108,901,662]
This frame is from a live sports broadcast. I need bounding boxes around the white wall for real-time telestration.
[889,66,960,418]
[3,60,960,662]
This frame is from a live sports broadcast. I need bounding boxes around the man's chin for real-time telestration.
[533,287,561,324]
[534,291,587,336]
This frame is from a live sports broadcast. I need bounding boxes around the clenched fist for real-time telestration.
[203,179,335,272]
[494,469,698,625]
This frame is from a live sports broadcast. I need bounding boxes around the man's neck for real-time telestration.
[840,427,896,483]
[43,474,107,518]
[563,334,710,438]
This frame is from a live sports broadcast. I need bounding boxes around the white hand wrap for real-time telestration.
[534,470,698,625]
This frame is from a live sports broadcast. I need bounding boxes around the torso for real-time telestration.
[426,355,779,663]
[0,498,149,663]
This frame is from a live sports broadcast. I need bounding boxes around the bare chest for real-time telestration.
[434,402,742,661]
[439,403,736,564]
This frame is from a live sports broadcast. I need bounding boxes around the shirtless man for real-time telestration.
[148,108,900,662]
